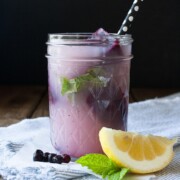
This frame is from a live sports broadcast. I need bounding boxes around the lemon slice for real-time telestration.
[99,127,177,174]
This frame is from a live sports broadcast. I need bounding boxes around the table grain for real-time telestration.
[0,86,179,127]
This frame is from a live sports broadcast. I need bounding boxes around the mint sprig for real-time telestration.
[108,168,129,180]
[76,154,129,180]
[61,68,109,95]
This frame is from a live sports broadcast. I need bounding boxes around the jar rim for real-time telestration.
[47,33,133,45]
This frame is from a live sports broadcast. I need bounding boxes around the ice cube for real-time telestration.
[91,28,109,41]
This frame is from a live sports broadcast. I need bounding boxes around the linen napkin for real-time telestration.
[128,93,180,180]
[0,93,180,180]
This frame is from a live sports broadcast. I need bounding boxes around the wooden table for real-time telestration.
[0,86,179,127]
[0,86,179,179]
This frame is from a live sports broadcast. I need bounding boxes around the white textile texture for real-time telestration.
[0,93,180,180]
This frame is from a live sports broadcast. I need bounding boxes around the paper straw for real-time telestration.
[117,0,144,35]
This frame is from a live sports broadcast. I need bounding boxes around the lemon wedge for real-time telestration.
[99,127,177,174]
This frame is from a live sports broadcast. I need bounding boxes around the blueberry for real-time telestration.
[106,40,122,56]
[86,94,94,106]
[56,155,64,164]
[36,149,43,155]
[43,152,50,162]
[33,149,44,162]
[51,156,58,163]
[52,155,63,164]
[48,153,56,163]
[33,150,71,164]
[62,154,71,163]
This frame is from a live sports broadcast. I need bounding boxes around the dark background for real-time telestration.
[1,0,180,87]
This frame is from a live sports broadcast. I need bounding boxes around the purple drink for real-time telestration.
[46,29,133,157]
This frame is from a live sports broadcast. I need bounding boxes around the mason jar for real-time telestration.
[46,33,133,157]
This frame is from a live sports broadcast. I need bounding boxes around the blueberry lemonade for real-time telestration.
[46,29,133,157]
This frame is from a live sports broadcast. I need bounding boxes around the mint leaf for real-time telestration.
[61,68,109,95]
[108,168,129,180]
[61,78,77,95]
[76,154,119,176]
[76,154,129,180]
[108,169,118,176]
[102,169,116,178]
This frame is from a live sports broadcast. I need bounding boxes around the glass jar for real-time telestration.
[46,33,133,157]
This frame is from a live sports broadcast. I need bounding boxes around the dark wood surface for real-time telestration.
[0,86,179,127]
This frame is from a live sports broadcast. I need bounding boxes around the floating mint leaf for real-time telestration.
[61,78,77,95]
[76,154,129,180]
[61,68,110,95]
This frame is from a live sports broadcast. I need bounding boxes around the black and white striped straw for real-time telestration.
[117,0,144,35]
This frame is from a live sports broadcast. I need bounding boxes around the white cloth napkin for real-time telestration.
[128,93,180,180]
[0,93,180,180]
